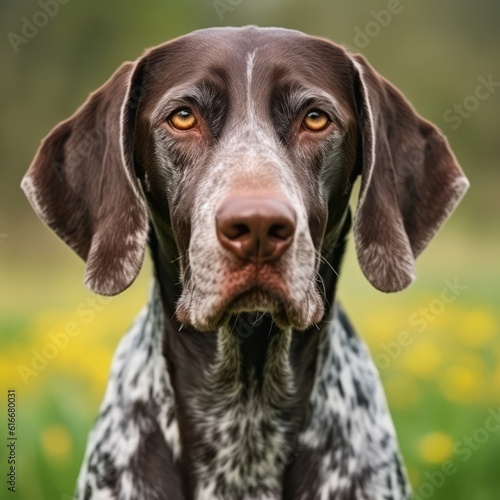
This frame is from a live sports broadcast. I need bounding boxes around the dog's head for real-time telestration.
[22,27,469,331]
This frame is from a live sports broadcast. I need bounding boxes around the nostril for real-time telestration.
[268,223,293,240]
[227,223,251,240]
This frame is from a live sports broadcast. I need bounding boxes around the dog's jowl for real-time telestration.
[22,27,469,500]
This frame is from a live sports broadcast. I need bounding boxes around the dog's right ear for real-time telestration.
[21,62,149,296]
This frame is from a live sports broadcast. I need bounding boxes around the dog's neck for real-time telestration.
[147,211,350,494]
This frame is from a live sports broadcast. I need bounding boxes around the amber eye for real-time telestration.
[169,109,197,130]
[303,110,330,132]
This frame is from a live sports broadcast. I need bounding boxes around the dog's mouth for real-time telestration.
[176,271,323,332]
[225,286,283,316]
[227,285,278,309]
[213,283,296,330]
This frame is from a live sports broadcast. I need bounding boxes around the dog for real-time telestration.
[22,26,469,500]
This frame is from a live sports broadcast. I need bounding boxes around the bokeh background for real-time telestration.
[1,1,499,498]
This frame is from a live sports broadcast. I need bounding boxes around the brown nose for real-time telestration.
[216,194,296,264]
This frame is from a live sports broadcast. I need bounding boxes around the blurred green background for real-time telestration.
[1,0,499,498]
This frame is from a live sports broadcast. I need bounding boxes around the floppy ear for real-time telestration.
[21,62,149,295]
[351,54,469,292]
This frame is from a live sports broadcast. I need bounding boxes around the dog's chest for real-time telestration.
[187,326,299,499]
[190,396,293,499]
[76,294,410,500]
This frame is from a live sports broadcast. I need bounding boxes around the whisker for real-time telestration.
[170,253,186,264]
[231,313,241,334]
[316,272,327,301]
[267,318,274,339]
[252,311,266,326]
[315,249,340,278]
[317,273,331,308]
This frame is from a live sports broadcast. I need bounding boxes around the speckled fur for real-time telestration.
[76,285,410,500]
[75,284,182,500]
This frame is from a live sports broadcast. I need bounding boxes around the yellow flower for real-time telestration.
[418,432,454,464]
[441,365,480,403]
[400,339,442,378]
[455,309,496,347]
[41,425,72,461]
[365,309,404,344]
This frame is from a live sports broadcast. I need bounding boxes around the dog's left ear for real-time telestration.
[351,54,469,292]
[21,62,149,295]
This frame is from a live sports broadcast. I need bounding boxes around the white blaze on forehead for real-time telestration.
[246,49,257,123]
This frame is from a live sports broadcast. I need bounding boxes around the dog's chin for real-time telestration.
[226,288,279,315]
[176,285,324,332]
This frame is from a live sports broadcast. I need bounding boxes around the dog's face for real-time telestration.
[132,29,359,330]
[22,27,469,332]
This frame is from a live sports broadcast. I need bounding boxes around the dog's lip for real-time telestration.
[177,266,324,331]
[225,285,282,312]
[213,281,300,329]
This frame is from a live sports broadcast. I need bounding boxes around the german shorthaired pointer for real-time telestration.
[22,27,468,499]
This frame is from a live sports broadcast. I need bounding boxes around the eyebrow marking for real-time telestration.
[151,82,222,124]
[287,86,347,124]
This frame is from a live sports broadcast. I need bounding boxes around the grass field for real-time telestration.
[1,227,499,499]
